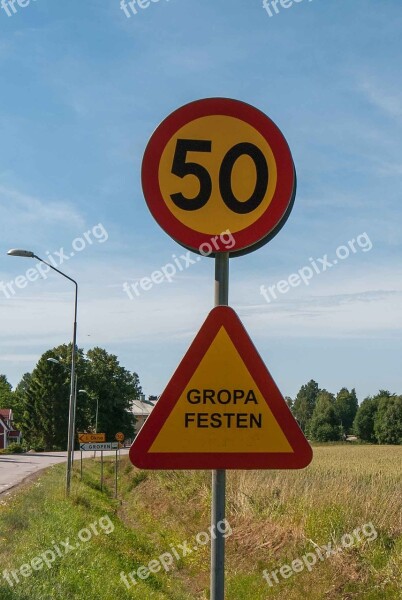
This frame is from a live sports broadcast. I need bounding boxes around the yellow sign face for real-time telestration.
[115,432,125,442]
[149,326,292,454]
[78,433,106,443]
[158,115,278,236]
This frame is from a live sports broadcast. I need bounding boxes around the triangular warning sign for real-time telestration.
[130,307,312,470]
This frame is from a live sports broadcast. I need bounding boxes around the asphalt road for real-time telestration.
[0,450,129,495]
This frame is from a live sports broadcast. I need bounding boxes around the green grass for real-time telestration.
[0,445,401,599]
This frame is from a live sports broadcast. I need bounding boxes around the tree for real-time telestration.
[85,347,141,441]
[21,349,71,450]
[334,388,358,436]
[285,396,294,411]
[353,391,390,443]
[11,373,32,428]
[0,374,13,408]
[308,390,341,442]
[374,395,402,445]
[293,380,320,433]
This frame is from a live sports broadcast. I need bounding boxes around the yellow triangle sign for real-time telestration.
[130,307,312,469]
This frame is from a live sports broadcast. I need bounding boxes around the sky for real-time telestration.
[1,0,401,402]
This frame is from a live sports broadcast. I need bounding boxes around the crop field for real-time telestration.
[0,445,401,599]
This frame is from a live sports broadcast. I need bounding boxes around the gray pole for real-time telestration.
[71,373,78,465]
[94,397,99,459]
[66,283,78,496]
[115,450,118,499]
[211,252,229,600]
[100,451,104,492]
[31,255,78,497]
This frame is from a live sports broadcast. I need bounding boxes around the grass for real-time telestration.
[0,445,401,599]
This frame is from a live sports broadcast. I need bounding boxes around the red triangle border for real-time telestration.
[129,306,313,470]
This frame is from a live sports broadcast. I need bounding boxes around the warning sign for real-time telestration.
[129,306,312,470]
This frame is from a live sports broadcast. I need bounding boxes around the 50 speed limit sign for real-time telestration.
[141,98,296,256]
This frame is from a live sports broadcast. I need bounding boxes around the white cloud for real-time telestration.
[0,185,84,231]
[360,77,402,122]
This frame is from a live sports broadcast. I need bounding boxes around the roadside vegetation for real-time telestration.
[1,445,401,599]
[289,380,402,444]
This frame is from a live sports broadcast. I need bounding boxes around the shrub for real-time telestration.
[2,442,24,454]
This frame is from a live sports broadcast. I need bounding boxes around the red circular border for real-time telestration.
[141,98,295,254]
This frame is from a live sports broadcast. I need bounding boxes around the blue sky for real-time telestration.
[1,0,401,402]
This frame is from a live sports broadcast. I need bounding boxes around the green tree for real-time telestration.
[308,390,341,442]
[334,388,358,436]
[11,372,32,427]
[85,347,141,440]
[285,396,294,411]
[293,380,320,433]
[19,344,141,450]
[353,391,390,443]
[374,395,402,444]
[22,350,70,450]
[0,374,13,408]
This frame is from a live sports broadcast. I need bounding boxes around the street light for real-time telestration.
[47,357,62,365]
[8,248,78,497]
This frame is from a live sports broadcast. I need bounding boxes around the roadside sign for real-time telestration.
[80,442,119,451]
[115,432,125,442]
[141,98,296,257]
[129,306,312,469]
[78,433,106,443]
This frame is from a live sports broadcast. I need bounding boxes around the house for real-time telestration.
[132,397,157,436]
[0,409,22,450]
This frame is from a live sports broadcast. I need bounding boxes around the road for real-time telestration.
[0,450,128,495]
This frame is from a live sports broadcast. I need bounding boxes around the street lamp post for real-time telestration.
[8,249,78,497]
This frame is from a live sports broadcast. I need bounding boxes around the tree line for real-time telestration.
[0,344,142,451]
[2,364,401,448]
[288,380,402,444]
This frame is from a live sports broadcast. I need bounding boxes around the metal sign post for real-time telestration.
[115,450,118,499]
[211,252,229,600]
[130,98,312,600]
[100,450,104,492]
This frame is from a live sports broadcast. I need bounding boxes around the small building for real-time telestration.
[0,409,22,450]
[132,397,157,436]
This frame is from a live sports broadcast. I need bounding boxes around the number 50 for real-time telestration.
[170,139,269,215]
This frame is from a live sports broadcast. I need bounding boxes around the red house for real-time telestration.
[0,409,22,450]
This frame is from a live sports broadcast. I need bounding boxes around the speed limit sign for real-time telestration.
[142,98,296,256]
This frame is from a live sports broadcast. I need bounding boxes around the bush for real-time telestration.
[32,445,45,452]
[1,442,24,454]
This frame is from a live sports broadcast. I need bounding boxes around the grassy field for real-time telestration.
[0,445,401,599]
